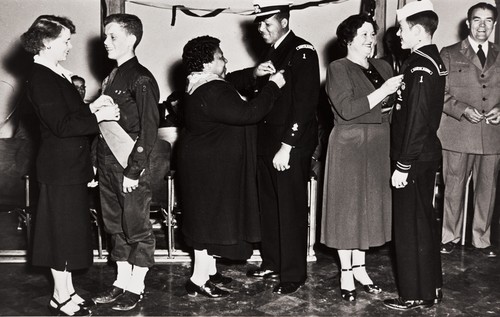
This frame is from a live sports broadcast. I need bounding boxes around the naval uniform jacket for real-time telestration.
[227,31,319,155]
[437,39,500,154]
[390,45,448,171]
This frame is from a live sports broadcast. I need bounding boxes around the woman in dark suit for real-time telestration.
[21,15,119,316]
[178,35,285,298]
[320,15,403,301]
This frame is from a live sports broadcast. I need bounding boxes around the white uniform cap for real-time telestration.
[396,0,434,21]
[253,0,293,22]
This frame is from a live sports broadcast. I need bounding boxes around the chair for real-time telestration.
[14,175,34,245]
[461,171,473,246]
[162,171,319,261]
[148,138,180,258]
[12,175,106,260]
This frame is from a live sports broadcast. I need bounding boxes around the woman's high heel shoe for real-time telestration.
[340,268,357,302]
[185,279,229,298]
[48,297,91,316]
[352,264,382,294]
[209,272,233,285]
[70,292,95,308]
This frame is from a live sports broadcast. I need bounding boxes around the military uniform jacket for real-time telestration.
[227,31,320,155]
[390,45,448,172]
[100,57,160,179]
[437,39,500,154]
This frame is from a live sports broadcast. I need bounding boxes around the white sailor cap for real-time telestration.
[396,0,434,21]
[253,0,292,22]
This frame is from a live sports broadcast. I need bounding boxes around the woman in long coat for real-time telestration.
[320,15,403,301]
[21,15,118,316]
[178,35,284,298]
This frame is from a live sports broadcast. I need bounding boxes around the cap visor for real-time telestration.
[254,12,276,23]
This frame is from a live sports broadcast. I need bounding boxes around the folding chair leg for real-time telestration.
[307,176,317,258]
[461,172,472,246]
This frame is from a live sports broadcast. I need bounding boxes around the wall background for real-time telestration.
[0,0,497,205]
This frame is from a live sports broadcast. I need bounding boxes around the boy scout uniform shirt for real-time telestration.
[390,44,448,172]
[101,56,160,179]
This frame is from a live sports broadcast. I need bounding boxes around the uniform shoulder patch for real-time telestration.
[296,44,315,51]
[410,66,433,75]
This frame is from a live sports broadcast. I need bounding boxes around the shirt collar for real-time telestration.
[117,56,139,72]
[468,36,489,56]
[273,30,291,49]
[33,55,73,82]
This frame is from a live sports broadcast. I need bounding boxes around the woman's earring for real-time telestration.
[46,46,51,50]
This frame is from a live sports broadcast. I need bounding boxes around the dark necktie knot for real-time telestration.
[265,46,275,61]
[477,44,486,67]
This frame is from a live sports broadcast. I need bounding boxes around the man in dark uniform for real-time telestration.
[226,0,319,295]
[92,14,159,311]
[383,0,448,311]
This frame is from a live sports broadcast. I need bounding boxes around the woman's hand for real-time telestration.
[94,104,120,123]
[90,95,115,113]
[253,61,276,78]
[269,70,286,88]
[381,74,404,95]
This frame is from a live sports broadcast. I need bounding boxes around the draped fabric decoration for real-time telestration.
[126,0,350,26]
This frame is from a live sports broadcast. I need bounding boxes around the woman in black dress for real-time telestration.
[21,15,119,316]
[178,35,285,298]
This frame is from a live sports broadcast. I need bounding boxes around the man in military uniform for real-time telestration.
[92,14,160,311]
[383,0,448,311]
[438,2,500,258]
[226,0,319,294]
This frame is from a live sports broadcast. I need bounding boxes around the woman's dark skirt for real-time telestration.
[32,183,93,271]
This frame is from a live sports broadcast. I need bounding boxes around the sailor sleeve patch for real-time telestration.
[296,44,315,51]
[410,66,432,75]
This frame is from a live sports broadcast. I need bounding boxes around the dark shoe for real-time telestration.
[185,279,229,298]
[477,246,497,258]
[92,286,124,304]
[111,291,143,311]
[362,284,382,294]
[340,267,356,301]
[352,264,382,294]
[383,297,434,311]
[70,292,95,309]
[48,297,91,316]
[209,272,232,285]
[272,281,304,295]
[440,242,456,254]
[340,289,357,302]
[434,288,443,304]
[246,268,280,279]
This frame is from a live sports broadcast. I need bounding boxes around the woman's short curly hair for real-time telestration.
[20,15,75,55]
[182,35,220,73]
[337,14,378,47]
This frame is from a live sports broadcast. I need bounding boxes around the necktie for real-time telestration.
[102,68,118,94]
[264,46,275,61]
[477,44,486,67]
